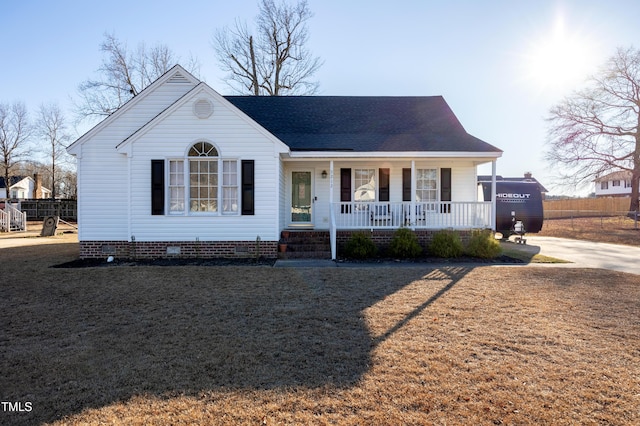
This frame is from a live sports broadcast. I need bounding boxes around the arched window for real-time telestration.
[168,141,238,214]
[188,141,218,157]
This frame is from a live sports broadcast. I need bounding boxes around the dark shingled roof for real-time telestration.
[225,96,501,153]
[0,176,26,189]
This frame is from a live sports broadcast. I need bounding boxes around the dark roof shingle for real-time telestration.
[225,96,501,153]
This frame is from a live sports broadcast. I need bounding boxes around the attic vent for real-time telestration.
[193,99,213,119]
[168,72,190,84]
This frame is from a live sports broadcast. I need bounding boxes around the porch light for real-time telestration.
[321,170,328,179]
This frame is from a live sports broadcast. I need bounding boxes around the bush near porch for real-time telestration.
[339,228,501,260]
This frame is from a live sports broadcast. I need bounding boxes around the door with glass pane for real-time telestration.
[291,171,312,225]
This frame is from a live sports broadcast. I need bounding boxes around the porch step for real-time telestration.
[279,230,331,259]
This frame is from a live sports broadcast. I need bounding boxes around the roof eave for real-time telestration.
[284,150,502,159]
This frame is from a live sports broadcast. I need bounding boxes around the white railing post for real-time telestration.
[0,208,7,232]
[331,200,492,231]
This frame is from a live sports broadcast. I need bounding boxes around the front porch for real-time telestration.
[330,201,492,229]
[278,227,479,260]
[327,199,493,259]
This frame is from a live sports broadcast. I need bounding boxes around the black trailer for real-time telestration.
[479,180,544,240]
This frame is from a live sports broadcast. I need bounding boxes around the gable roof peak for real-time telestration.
[67,64,199,155]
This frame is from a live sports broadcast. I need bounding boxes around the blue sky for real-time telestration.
[3,0,640,195]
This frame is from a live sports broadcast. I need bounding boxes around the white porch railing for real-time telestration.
[331,201,493,230]
[0,202,27,232]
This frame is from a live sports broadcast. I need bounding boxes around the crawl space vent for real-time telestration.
[193,99,213,119]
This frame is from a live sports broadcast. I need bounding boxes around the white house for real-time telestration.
[0,174,51,200]
[594,171,637,197]
[67,65,502,259]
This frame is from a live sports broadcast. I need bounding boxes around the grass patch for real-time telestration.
[539,216,640,246]
[1,234,639,425]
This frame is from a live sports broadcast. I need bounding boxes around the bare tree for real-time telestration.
[546,46,640,212]
[213,0,322,95]
[0,102,31,199]
[36,102,71,198]
[75,33,200,121]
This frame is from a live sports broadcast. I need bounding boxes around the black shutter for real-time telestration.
[379,168,390,202]
[340,168,352,213]
[441,168,452,213]
[241,160,255,215]
[151,160,164,215]
[402,168,411,201]
[340,168,352,201]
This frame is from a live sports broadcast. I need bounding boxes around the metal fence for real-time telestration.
[540,210,639,245]
[17,199,77,221]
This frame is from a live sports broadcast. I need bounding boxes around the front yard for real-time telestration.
[1,234,639,425]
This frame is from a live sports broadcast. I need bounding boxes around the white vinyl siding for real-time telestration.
[72,76,197,241]
[126,91,286,242]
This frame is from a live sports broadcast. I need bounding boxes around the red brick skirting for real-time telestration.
[79,240,278,259]
[336,229,473,253]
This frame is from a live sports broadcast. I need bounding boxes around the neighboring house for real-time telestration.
[67,65,502,259]
[594,171,637,197]
[0,174,51,200]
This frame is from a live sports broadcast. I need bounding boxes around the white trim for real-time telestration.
[67,65,199,155]
[115,84,290,155]
[491,160,497,230]
[285,151,502,159]
[288,169,315,227]
[166,157,241,217]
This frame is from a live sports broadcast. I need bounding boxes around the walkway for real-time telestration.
[276,236,640,276]
[523,236,640,276]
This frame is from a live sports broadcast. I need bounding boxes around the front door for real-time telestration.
[291,171,312,225]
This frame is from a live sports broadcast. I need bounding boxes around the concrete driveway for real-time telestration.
[516,236,640,276]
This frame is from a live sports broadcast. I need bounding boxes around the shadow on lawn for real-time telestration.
[1,244,471,425]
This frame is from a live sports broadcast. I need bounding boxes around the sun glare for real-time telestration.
[523,15,598,93]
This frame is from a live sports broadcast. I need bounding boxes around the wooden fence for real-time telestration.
[18,199,77,221]
[543,197,634,219]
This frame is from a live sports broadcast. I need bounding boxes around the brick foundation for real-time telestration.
[336,229,473,255]
[79,240,278,259]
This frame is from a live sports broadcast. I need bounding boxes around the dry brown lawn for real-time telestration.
[1,233,639,425]
[539,216,640,246]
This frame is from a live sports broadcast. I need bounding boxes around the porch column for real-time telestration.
[329,160,336,260]
[411,160,416,225]
[491,160,497,230]
[329,160,334,204]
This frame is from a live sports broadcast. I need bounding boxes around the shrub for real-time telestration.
[343,232,378,259]
[465,229,503,259]
[387,228,423,258]
[429,230,463,258]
